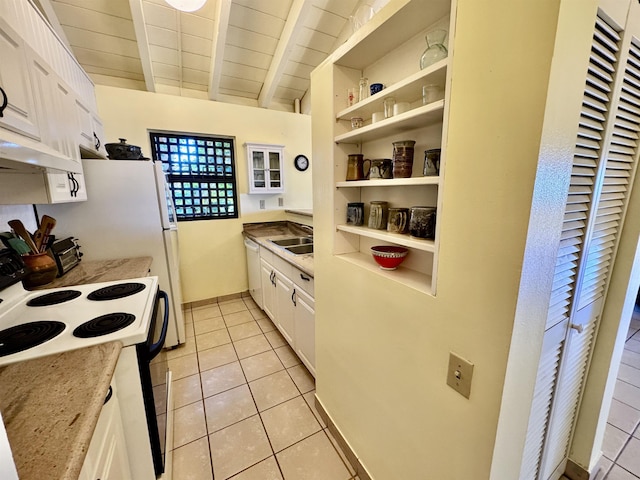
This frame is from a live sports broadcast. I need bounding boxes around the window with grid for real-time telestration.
[149,131,238,221]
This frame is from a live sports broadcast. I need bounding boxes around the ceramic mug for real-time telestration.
[368,201,389,230]
[409,206,436,239]
[368,159,393,179]
[423,149,441,176]
[387,208,409,234]
[347,202,365,226]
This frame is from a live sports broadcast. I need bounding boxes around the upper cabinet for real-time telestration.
[0,19,40,141]
[0,0,105,203]
[311,0,454,295]
[246,143,285,194]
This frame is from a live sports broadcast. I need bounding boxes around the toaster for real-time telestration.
[50,237,82,276]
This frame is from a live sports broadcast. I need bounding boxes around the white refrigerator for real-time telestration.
[38,159,185,347]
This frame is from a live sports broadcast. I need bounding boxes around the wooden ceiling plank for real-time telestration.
[208,0,232,100]
[128,0,156,92]
[258,0,311,108]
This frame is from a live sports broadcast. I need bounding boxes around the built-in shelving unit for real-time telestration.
[314,0,454,295]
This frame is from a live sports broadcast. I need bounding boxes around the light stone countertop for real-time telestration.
[31,256,153,290]
[243,221,314,277]
[0,342,123,480]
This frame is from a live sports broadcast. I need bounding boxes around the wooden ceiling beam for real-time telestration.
[128,0,156,92]
[208,0,232,101]
[258,0,310,109]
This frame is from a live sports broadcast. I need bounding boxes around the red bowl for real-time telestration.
[371,245,409,270]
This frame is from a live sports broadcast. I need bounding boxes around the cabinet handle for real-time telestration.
[103,386,113,405]
[93,132,100,151]
[270,270,276,286]
[0,87,7,118]
[300,273,310,282]
[68,173,79,197]
[291,288,297,306]
[570,323,584,334]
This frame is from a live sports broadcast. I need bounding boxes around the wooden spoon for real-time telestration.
[8,219,38,254]
[34,215,56,253]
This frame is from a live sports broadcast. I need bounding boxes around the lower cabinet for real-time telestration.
[257,246,315,376]
[293,287,315,377]
[274,270,295,344]
[79,382,132,480]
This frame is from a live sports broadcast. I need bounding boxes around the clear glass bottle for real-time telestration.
[420,29,448,70]
[359,77,369,102]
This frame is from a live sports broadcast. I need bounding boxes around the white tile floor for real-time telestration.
[600,311,640,480]
[165,294,359,480]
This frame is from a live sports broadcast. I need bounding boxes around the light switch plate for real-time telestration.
[278,197,284,206]
[447,352,474,399]
[259,200,265,209]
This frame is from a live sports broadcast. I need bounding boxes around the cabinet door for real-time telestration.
[260,259,276,321]
[246,143,285,194]
[294,287,315,377]
[275,270,295,344]
[92,113,106,156]
[267,150,282,190]
[0,19,40,140]
[76,99,94,151]
[46,171,86,203]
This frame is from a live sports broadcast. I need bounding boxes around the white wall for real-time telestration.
[95,86,312,303]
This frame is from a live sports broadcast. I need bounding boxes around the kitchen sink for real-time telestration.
[270,236,313,247]
[285,244,313,255]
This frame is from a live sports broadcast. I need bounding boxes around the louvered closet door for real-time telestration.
[520,9,640,479]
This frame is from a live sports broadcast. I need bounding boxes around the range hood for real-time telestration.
[0,129,82,174]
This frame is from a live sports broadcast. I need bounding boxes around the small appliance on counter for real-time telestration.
[50,237,82,277]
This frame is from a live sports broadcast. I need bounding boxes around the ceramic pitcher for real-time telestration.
[346,154,370,181]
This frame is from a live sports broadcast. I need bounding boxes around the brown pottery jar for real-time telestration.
[21,253,58,288]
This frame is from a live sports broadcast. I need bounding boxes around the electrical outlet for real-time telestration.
[259,200,265,209]
[278,197,284,206]
[446,352,474,399]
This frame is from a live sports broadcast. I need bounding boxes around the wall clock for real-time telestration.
[294,154,309,171]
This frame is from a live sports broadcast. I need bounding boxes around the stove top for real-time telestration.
[0,276,159,366]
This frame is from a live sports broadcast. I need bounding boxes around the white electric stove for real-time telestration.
[0,276,158,366]
[0,248,170,479]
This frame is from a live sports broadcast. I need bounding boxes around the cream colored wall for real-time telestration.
[311,1,589,479]
[95,86,312,303]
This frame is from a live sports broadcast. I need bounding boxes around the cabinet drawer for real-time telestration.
[292,266,314,297]
[272,254,293,278]
[259,245,274,265]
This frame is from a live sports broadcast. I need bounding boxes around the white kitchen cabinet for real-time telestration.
[76,99,107,158]
[260,257,277,321]
[274,269,295,344]
[79,383,132,480]
[246,143,285,194]
[312,0,453,295]
[293,286,315,376]
[0,18,40,140]
[0,0,105,179]
[255,244,315,375]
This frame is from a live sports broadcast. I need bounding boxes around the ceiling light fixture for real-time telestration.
[164,0,207,12]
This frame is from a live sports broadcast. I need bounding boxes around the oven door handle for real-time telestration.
[148,290,169,360]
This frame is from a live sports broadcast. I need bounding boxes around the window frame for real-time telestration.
[149,130,239,222]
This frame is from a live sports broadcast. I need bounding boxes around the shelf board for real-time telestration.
[333,0,451,70]
[337,224,435,252]
[336,251,433,294]
[335,101,444,144]
[336,177,440,188]
[336,60,448,120]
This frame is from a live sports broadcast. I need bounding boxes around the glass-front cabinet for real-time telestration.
[246,143,285,194]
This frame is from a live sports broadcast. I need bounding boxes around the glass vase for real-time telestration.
[420,29,448,70]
